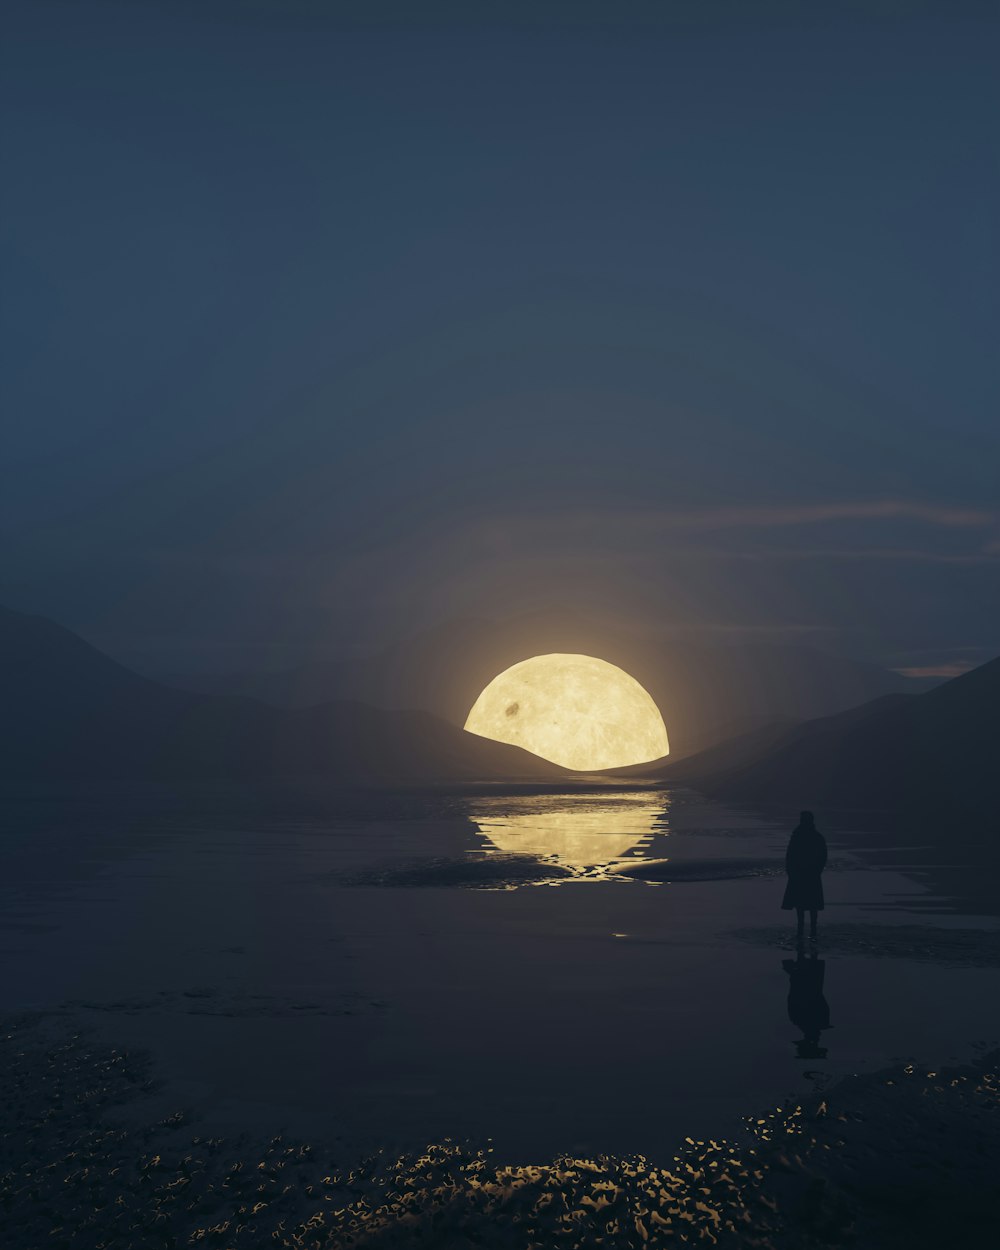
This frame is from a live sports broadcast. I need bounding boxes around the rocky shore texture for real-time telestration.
[3,1012,998,1249]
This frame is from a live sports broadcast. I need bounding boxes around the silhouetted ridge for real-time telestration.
[0,606,564,783]
[664,654,999,818]
[920,653,1000,707]
[161,610,912,756]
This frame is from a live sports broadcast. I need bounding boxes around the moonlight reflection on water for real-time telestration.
[469,793,666,874]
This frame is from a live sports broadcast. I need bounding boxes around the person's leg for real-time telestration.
[809,909,818,939]
[796,907,805,940]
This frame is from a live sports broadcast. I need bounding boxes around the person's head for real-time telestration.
[798,810,815,829]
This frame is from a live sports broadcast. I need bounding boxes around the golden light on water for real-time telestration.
[473,798,661,868]
[463,653,669,771]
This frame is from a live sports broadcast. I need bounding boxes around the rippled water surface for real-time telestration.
[2,781,999,1161]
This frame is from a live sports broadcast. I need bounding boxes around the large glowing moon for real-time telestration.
[464,653,669,771]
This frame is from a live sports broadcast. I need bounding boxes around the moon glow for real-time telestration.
[463,653,670,771]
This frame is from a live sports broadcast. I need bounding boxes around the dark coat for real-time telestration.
[781,824,827,910]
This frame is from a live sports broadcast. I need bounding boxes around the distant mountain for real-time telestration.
[661,655,1000,818]
[0,606,564,783]
[162,611,913,757]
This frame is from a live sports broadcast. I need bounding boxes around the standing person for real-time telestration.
[781,810,827,941]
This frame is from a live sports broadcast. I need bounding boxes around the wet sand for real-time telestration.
[736,923,1000,967]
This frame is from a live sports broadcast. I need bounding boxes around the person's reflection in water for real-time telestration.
[782,950,831,1059]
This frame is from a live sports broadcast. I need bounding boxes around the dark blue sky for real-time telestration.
[3,1,998,674]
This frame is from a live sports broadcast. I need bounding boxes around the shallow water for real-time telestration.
[2,782,999,1162]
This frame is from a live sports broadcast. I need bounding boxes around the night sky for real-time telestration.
[3,2,997,677]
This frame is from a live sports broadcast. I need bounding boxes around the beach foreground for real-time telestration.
[3,1010,999,1249]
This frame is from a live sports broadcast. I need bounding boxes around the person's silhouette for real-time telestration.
[782,950,831,1059]
[781,809,827,940]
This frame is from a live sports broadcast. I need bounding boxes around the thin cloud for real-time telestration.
[688,547,1000,565]
[665,622,841,637]
[893,646,989,657]
[662,501,996,529]
[477,500,997,544]
[893,661,978,679]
